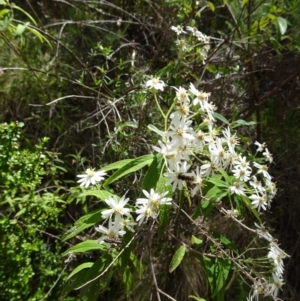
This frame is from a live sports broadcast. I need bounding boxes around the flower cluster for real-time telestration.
[74,26,287,300]
[76,169,172,248]
[148,74,285,298]
[97,190,171,247]
[245,222,287,300]
[152,82,276,212]
[171,25,211,62]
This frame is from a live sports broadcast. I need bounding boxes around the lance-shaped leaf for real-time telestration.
[103,154,154,187]
[79,189,114,201]
[67,262,94,280]
[101,159,133,172]
[62,209,102,241]
[169,245,186,273]
[63,240,105,256]
[142,154,165,190]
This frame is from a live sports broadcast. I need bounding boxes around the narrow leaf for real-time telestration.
[147,124,165,137]
[12,4,37,26]
[61,270,87,299]
[158,203,171,237]
[169,245,186,273]
[102,159,133,172]
[67,262,94,280]
[130,252,144,278]
[212,232,239,255]
[213,259,232,298]
[27,27,52,48]
[103,154,154,187]
[207,1,215,12]
[79,189,113,201]
[212,112,230,125]
[62,209,102,241]
[156,64,174,77]
[232,119,256,128]
[123,267,133,297]
[63,240,105,256]
[142,154,165,190]
[207,176,229,189]
[15,207,26,217]
[80,256,108,295]
[191,235,203,246]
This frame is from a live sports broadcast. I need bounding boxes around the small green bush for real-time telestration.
[0,121,72,301]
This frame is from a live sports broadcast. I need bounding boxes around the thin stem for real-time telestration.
[154,92,166,120]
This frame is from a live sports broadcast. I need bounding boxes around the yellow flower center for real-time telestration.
[87,168,95,177]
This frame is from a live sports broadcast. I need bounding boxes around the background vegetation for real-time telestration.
[1,0,300,300]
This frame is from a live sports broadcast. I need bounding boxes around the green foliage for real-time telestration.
[0,0,50,45]
[0,0,299,300]
[0,121,70,301]
[0,122,49,199]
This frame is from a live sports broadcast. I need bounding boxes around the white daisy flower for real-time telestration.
[145,76,165,91]
[77,168,106,188]
[101,195,131,219]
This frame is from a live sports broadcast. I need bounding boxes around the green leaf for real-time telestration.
[206,65,217,73]
[214,259,231,299]
[130,252,144,278]
[15,207,26,217]
[212,112,230,125]
[156,64,174,77]
[169,245,186,273]
[67,262,94,280]
[191,235,203,245]
[103,154,154,187]
[270,37,281,50]
[142,154,165,190]
[15,23,28,35]
[120,231,134,271]
[63,240,105,256]
[80,256,112,300]
[205,185,228,200]
[147,124,165,137]
[277,17,287,35]
[122,267,133,297]
[217,168,232,183]
[242,0,249,7]
[62,209,102,241]
[212,232,239,255]
[207,176,229,189]
[11,4,37,26]
[202,256,214,290]
[192,198,214,220]
[62,270,87,299]
[207,1,215,12]
[27,26,52,47]
[79,189,114,201]
[158,202,171,237]
[232,119,256,128]
[202,257,231,300]
[0,8,10,18]
[102,159,133,172]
